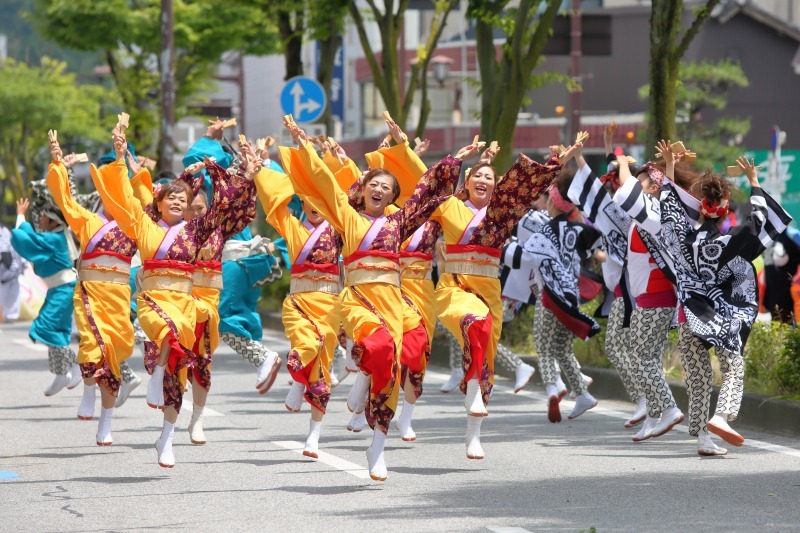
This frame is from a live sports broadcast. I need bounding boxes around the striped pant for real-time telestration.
[605,298,643,402]
[534,304,585,395]
[630,307,677,417]
[678,324,744,436]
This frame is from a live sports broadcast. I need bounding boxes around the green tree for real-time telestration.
[33,0,280,158]
[259,0,349,133]
[349,0,458,137]
[645,0,722,157]
[468,0,574,170]
[0,57,108,209]
[639,59,750,170]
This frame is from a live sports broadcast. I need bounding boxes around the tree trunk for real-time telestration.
[278,10,304,81]
[316,34,342,135]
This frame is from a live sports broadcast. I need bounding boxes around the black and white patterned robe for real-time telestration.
[615,178,792,354]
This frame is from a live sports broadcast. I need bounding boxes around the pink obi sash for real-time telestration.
[85,213,120,254]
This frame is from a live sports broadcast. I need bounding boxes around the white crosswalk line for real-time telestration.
[272,440,371,479]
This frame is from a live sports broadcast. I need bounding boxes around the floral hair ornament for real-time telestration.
[548,184,574,214]
[641,162,666,188]
[700,197,730,219]
[599,170,621,191]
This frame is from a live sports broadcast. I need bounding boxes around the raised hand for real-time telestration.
[603,122,616,155]
[655,139,674,166]
[737,156,759,187]
[478,142,500,164]
[112,127,127,161]
[413,139,430,156]
[329,137,348,165]
[557,143,579,164]
[62,153,79,169]
[16,198,29,216]
[206,117,225,140]
[49,137,63,164]
[455,138,485,161]
[185,161,206,176]
[126,150,144,175]
[384,113,406,145]
[283,116,307,147]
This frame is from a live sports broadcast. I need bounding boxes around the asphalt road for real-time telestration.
[2,319,800,532]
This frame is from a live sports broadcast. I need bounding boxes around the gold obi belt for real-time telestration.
[79,252,132,285]
[442,245,501,279]
[193,260,223,290]
[344,251,401,288]
[140,260,195,294]
[289,263,341,295]
[399,252,433,281]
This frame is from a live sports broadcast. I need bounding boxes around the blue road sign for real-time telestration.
[280,77,327,123]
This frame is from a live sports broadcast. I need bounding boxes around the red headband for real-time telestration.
[599,170,620,191]
[700,197,730,219]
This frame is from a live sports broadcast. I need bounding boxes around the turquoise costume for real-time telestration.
[11,222,76,348]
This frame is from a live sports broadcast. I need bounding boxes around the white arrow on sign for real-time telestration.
[290,81,321,118]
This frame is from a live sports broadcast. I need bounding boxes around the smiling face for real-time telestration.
[186,192,208,221]
[466,164,496,209]
[158,191,188,225]
[301,200,324,226]
[363,171,398,217]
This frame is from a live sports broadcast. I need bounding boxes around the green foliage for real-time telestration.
[468,0,565,170]
[32,0,280,153]
[743,320,791,395]
[640,59,750,170]
[0,57,109,207]
[775,325,800,395]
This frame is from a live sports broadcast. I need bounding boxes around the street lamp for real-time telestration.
[430,55,453,87]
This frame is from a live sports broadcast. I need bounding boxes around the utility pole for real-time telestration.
[568,0,582,144]
[159,0,176,174]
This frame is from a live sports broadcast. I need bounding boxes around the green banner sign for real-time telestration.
[742,149,799,225]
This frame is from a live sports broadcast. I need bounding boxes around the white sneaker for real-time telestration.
[330,369,340,389]
[625,397,647,428]
[514,363,535,393]
[256,350,282,394]
[96,407,113,446]
[285,381,305,412]
[464,379,488,417]
[344,341,358,373]
[347,411,367,433]
[44,373,71,397]
[346,372,370,414]
[66,364,83,390]
[697,434,729,456]
[466,416,485,459]
[146,365,165,409]
[366,430,388,481]
[440,367,464,393]
[115,374,142,408]
[569,373,593,400]
[77,383,97,420]
[707,413,744,447]
[303,420,322,459]
[188,405,206,444]
[154,421,175,468]
[650,406,684,438]
[632,415,660,442]
[567,392,597,419]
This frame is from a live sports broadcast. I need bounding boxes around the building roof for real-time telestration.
[713,0,800,43]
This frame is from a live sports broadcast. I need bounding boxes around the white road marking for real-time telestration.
[487,528,533,533]
[272,440,372,479]
[424,369,800,459]
[12,339,47,352]
[181,401,224,417]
